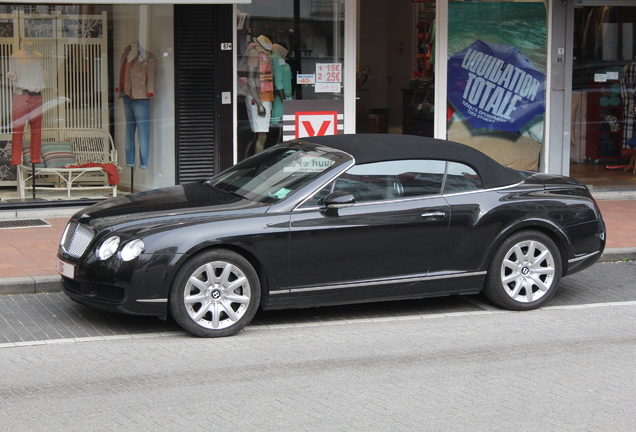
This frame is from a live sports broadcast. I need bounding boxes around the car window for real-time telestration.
[443,162,484,193]
[209,145,348,203]
[301,159,446,207]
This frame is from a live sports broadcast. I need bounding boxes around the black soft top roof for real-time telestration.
[298,134,524,189]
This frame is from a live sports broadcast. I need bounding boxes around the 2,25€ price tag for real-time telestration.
[316,63,342,83]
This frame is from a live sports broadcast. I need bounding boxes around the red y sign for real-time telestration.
[295,111,338,139]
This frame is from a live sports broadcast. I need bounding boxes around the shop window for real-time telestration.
[0,4,176,205]
[236,0,346,161]
[446,0,547,172]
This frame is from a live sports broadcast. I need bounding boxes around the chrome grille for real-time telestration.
[60,221,95,258]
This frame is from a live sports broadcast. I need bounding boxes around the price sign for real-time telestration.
[297,74,315,85]
[316,63,342,83]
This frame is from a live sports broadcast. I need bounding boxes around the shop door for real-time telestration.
[357,0,436,137]
[570,4,636,189]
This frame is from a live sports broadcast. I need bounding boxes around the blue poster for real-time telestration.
[448,40,545,133]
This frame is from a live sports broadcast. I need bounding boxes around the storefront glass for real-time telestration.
[570,5,636,190]
[236,0,346,160]
[0,3,175,205]
[446,0,547,172]
[357,0,436,138]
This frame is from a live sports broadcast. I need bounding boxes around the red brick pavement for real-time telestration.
[0,201,633,279]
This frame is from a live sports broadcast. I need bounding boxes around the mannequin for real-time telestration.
[242,35,274,158]
[116,41,156,169]
[270,42,293,126]
[7,41,46,165]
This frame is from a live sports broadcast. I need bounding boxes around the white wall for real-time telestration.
[112,4,175,192]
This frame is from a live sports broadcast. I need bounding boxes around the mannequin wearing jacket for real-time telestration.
[117,41,156,169]
[270,42,293,126]
[7,41,46,165]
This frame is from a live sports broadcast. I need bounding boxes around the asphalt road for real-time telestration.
[1,261,635,431]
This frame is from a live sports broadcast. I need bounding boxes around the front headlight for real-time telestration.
[121,239,145,261]
[97,236,120,260]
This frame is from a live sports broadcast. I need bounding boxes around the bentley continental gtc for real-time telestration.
[57,134,605,337]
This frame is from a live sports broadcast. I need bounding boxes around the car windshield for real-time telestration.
[208,144,348,203]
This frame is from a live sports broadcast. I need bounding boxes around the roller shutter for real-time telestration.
[174,5,218,184]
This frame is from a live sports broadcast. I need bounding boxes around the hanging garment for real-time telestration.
[621,62,636,146]
[243,42,274,102]
[117,43,156,100]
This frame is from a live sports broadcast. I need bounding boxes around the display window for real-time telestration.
[0,3,175,205]
[236,0,347,161]
[446,0,547,172]
[570,5,636,188]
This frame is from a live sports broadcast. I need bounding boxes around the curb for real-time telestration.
[0,248,633,297]
[600,247,636,263]
[0,276,61,296]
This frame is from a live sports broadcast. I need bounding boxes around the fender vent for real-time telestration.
[0,219,50,229]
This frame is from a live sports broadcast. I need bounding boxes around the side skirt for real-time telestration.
[264,271,487,310]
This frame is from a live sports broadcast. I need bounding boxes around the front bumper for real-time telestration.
[58,250,185,319]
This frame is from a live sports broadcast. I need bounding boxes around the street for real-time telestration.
[1,261,635,431]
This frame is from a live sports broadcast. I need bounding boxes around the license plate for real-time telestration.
[56,257,75,280]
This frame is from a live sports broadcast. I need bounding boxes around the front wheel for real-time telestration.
[483,230,562,311]
[169,249,261,337]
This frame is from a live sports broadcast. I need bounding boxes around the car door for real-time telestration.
[283,159,450,305]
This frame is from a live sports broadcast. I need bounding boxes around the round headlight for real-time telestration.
[121,239,145,261]
[97,236,120,260]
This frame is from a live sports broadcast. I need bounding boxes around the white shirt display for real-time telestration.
[7,45,46,93]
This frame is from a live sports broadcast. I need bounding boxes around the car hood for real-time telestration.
[76,181,270,232]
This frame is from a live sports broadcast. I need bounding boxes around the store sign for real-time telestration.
[295,112,338,138]
[282,100,344,141]
[447,39,545,133]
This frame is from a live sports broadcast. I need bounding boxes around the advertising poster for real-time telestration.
[447,2,547,171]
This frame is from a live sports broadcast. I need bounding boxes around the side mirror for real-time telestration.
[324,191,355,209]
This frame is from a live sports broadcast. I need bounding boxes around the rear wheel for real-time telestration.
[169,249,260,337]
[483,230,562,311]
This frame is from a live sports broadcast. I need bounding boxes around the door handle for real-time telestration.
[421,211,446,218]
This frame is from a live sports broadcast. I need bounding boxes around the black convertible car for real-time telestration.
[57,135,605,337]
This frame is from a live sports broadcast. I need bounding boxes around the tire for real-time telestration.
[483,230,562,311]
[169,249,261,337]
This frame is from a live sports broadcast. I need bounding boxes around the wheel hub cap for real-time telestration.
[183,260,252,330]
[500,239,555,303]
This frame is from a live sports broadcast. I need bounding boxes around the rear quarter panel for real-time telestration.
[430,182,604,275]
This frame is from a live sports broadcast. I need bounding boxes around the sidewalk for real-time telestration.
[0,200,635,296]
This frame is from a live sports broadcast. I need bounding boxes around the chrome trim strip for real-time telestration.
[568,250,600,264]
[136,298,168,303]
[441,180,526,198]
[270,271,487,295]
[424,271,487,280]
[294,179,527,211]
